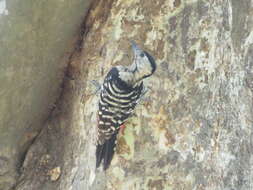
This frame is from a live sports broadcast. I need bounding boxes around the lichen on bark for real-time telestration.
[12,0,253,190]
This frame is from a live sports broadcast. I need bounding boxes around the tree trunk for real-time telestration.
[5,0,253,189]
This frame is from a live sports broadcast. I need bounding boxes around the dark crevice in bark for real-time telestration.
[13,0,115,189]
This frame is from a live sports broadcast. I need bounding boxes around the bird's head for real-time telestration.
[117,41,156,86]
[128,41,156,82]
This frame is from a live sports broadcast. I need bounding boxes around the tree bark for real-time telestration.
[14,0,253,189]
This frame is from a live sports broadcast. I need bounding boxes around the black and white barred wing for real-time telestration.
[96,68,143,170]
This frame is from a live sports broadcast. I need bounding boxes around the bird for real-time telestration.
[95,41,156,170]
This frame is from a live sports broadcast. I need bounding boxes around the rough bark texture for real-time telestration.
[0,0,92,189]
[5,0,253,189]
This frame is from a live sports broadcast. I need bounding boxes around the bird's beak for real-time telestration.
[130,41,142,56]
[129,41,140,72]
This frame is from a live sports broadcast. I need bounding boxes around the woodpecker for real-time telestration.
[96,41,156,170]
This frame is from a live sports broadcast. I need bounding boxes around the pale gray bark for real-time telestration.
[1,0,253,189]
[0,0,92,189]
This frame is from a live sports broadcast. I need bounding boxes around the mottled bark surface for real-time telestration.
[0,0,92,189]
[13,0,253,189]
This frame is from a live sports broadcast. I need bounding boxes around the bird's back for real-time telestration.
[96,67,143,170]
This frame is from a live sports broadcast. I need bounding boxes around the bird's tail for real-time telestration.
[96,133,118,170]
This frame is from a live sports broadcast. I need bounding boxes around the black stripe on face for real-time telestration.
[144,51,156,74]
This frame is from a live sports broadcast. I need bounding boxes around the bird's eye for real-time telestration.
[140,53,145,57]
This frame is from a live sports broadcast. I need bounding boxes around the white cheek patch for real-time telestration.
[139,63,152,74]
[135,57,153,79]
